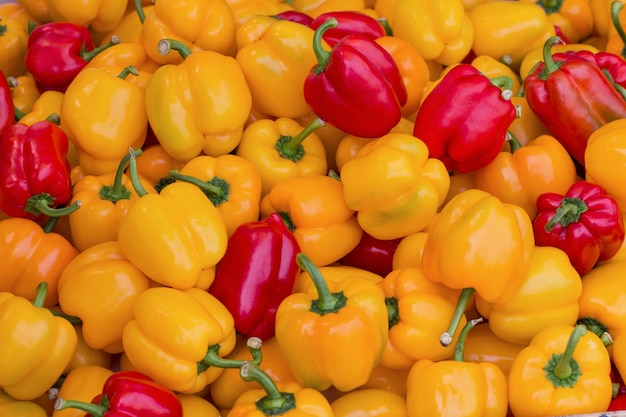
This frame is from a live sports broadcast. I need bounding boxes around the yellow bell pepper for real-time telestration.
[473,134,578,220]
[294,264,384,294]
[340,133,450,241]
[359,364,410,397]
[64,326,112,372]
[57,241,152,354]
[476,246,582,346]
[463,320,526,377]
[93,2,155,46]
[47,0,127,34]
[145,40,252,161]
[468,1,556,72]
[470,54,522,96]
[225,0,294,28]
[0,389,48,417]
[508,94,551,146]
[330,388,408,417]
[288,0,366,18]
[260,174,362,266]
[392,231,429,270]
[0,16,28,78]
[0,2,41,30]
[390,0,474,66]
[122,286,240,394]
[0,283,78,400]
[60,66,148,176]
[17,90,63,126]
[117,156,228,290]
[518,42,600,79]
[16,0,51,23]
[297,110,347,174]
[508,324,612,417]
[51,365,114,417]
[235,15,322,119]
[141,0,235,65]
[275,253,388,392]
[591,0,617,37]
[177,393,221,417]
[519,0,594,43]
[130,144,186,186]
[8,74,40,116]
[84,41,159,86]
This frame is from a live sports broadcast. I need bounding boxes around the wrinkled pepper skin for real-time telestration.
[209,213,300,341]
[413,63,517,173]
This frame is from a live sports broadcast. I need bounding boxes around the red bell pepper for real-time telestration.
[308,10,386,47]
[208,212,300,341]
[54,370,183,417]
[273,10,314,26]
[533,180,625,276]
[0,70,13,137]
[303,18,407,138]
[523,36,626,166]
[412,63,517,173]
[339,231,401,278]
[609,364,626,411]
[0,120,79,222]
[24,22,119,93]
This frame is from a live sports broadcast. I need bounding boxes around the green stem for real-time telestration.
[24,194,81,218]
[544,197,588,232]
[134,0,146,24]
[240,362,296,415]
[549,324,587,383]
[440,287,476,347]
[541,36,565,78]
[275,117,324,162]
[100,150,142,202]
[507,131,522,153]
[13,105,25,122]
[128,147,149,197]
[42,216,58,233]
[612,1,626,58]
[167,170,229,207]
[117,65,139,80]
[33,282,48,308]
[81,36,120,62]
[385,297,400,328]
[536,0,563,14]
[198,338,263,373]
[49,309,83,326]
[453,317,484,361]
[311,18,338,75]
[45,113,61,125]
[576,317,614,347]
[296,253,346,314]
[378,17,393,36]
[54,398,106,417]
[158,38,192,59]
[489,75,514,96]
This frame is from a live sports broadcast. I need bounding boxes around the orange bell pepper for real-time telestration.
[392,231,429,270]
[520,0,594,43]
[294,264,383,294]
[0,16,28,78]
[93,1,154,46]
[52,365,114,417]
[0,2,41,30]
[359,364,410,397]
[16,0,51,23]
[130,144,186,186]
[508,94,551,146]
[177,393,221,417]
[225,0,294,28]
[330,388,408,417]
[17,90,63,126]
[84,41,159,85]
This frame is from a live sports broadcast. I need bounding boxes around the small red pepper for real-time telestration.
[0,120,79,222]
[339,231,401,278]
[303,18,407,138]
[412,63,517,173]
[24,22,119,93]
[54,370,183,417]
[0,70,13,136]
[208,212,300,341]
[533,180,625,276]
[309,10,386,47]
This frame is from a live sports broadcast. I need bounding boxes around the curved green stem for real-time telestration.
[453,317,484,362]
[541,36,565,78]
[536,0,563,14]
[81,36,120,62]
[240,362,295,415]
[134,0,146,24]
[576,317,614,347]
[612,1,626,58]
[100,150,141,202]
[13,105,25,122]
[378,17,393,36]
[33,282,48,308]
[489,75,514,95]
[544,324,587,386]
[440,287,475,347]
[296,252,346,314]
[49,309,83,326]
[158,38,192,60]
[544,197,588,232]
[45,113,61,125]
[117,65,139,80]
[311,18,338,75]
[168,170,230,207]
[24,194,81,218]
[54,398,106,417]
[128,147,149,197]
[198,338,263,373]
[276,117,324,162]
[507,131,522,153]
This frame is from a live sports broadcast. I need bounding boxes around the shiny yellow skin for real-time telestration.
[275,273,388,392]
[177,394,221,417]
[585,119,626,212]
[359,364,410,397]
[422,189,535,305]
[58,241,152,353]
[520,0,594,43]
[16,0,51,23]
[93,4,155,46]
[294,265,384,294]
[463,321,527,377]
[225,0,294,28]
[476,246,582,346]
[340,133,450,241]
[289,0,366,18]
[145,49,252,161]
[406,356,508,417]
[468,1,556,71]
[237,118,327,197]
[379,267,465,370]
[47,0,127,34]
[392,231,429,270]
[474,134,578,220]
[52,365,114,417]
[331,388,408,417]
[260,174,361,267]
[235,16,321,119]
[0,17,28,78]
[508,95,551,147]
[117,181,228,290]
[0,390,48,417]
[141,0,236,65]
[0,2,41,30]
[64,326,112,372]
[518,42,600,79]
[18,90,63,126]
[470,54,522,96]
[131,144,186,185]
[590,0,617,37]
[0,292,78,400]
[84,41,160,82]
[9,75,40,115]
[61,67,147,176]
[390,0,474,66]
[508,325,612,417]
[122,286,237,394]
[178,154,262,238]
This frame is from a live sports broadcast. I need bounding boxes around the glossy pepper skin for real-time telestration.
[0,71,14,138]
[331,388,408,417]
[47,0,127,34]
[525,0,594,43]
[208,213,300,341]
[340,232,401,278]
[52,365,114,417]
[55,370,183,417]
[0,389,47,417]
[413,63,517,173]
[308,10,385,47]
[533,180,625,276]
[0,16,28,78]
[304,18,407,138]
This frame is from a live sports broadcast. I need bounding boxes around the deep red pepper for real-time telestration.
[533,180,625,276]
[308,10,386,47]
[0,70,13,137]
[412,63,517,173]
[339,231,401,277]
[523,36,626,166]
[547,49,626,93]
[303,18,407,138]
[0,120,79,222]
[272,10,314,26]
[24,22,118,93]
[208,212,300,341]
[54,370,183,417]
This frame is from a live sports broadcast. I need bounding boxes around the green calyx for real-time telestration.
[544,197,588,233]
[543,324,587,388]
[297,253,347,315]
[197,337,263,374]
[240,362,296,415]
[275,117,324,162]
[385,297,400,328]
[168,170,231,207]
[24,193,81,218]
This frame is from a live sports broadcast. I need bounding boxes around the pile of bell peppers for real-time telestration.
[5,0,626,416]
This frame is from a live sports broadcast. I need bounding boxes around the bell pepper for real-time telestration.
[392,231,429,270]
[235,15,322,119]
[130,144,186,186]
[275,253,388,391]
[508,94,551,146]
[523,0,594,43]
[412,64,517,173]
[0,69,14,137]
[288,0,367,18]
[0,16,28,78]
[609,359,626,412]
[0,120,78,222]
[605,0,626,58]
[117,151,228,290]
[358,364,410,397]
[140,0,235,65]
[260,174,362,267]
[52,365,114,417]
[16,0,51,23]
[614,334,626,394]
[84,40,160,75]
[508,324,612,417]
[55,370,183,417]
[176,394,221,417]
[406,318,509,417]
[340,132,450,240]
[273,9,314,26]
[64,326,112,372]
[208,213,300,341]
[379,266,465,370]
[0,390,48,417]
[339,231,401,278]
[8,74,39,117]
[25,22,118,93]
[145,40,251,162]
[0,217,77,307]
[518,41,600,80]
[330,388,407,417]
[0,282,78,400]
[474,134,578,220]
[524,36,626,166]
[60,65,147,176]
[122,287,259,393]
[17,90,63,126]
[228,0,294,29]
[47,0,127,35]
[308,10,385,47]
[468,1,556,71]
[470,54,522,96]
[533,180,625,276]
[0,2,41,31]
[303,18,407,138]
[294,264,384,296]
[390,0,473,66]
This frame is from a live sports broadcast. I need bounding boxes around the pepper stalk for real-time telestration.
[240,361,297,415]
[440,287,476,347]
